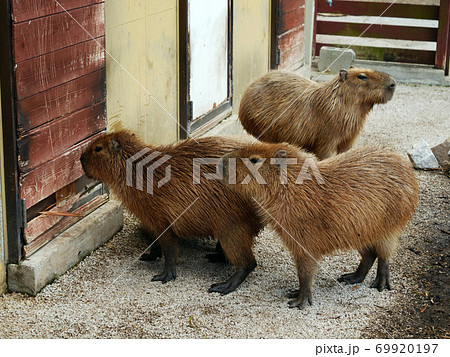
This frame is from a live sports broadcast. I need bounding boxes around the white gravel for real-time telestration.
[0,82,448,338]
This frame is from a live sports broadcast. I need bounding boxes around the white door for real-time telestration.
[189,0,229,120]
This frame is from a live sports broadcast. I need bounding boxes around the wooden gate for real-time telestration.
[314,0,450,73]
[1,0,108,262]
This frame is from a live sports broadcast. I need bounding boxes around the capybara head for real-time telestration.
[220,142,318,198]
[337,68,396,104]
[80,131,145,185]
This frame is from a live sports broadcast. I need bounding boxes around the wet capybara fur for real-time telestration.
[80,131,263,294]
[220,143,418,308]
[239,68,396,159]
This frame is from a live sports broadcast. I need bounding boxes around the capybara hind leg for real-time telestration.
[370,258,393,292]
[151,230,179,284]
[338,247,377,284]
[206,242,229,264]
[208,232,256,295]
[288,258,317,309]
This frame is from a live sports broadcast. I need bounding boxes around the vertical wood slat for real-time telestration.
[18,102,106,173]
[17,69,106,133]
[12,3,104,63]
[11,0,103,23]
[19,131,105,209]
[435,0,450,69]
[15,37,105,100]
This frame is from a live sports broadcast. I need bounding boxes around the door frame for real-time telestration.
[0,0,23,264]
[178,0,233,138]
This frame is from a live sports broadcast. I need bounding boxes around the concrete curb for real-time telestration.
[8,200,123,295]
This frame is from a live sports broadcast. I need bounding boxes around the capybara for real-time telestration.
[239,68,396,159]
[220,143,418,308]
[80,130,263,294]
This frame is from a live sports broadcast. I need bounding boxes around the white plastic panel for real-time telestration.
[189,0,228,120]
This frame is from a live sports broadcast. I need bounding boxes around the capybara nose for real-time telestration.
[389,81,396,90]
[80,153,86,170]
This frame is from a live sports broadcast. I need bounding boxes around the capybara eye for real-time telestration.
[249,157,261,164]
[94,146,103,152]
[357,74,368,80]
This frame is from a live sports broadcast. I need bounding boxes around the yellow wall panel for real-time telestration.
[232,0,271,114]
[105,0,178,145]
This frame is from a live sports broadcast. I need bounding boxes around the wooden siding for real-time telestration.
[10,0,106,256]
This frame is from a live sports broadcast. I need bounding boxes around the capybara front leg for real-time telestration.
[151,230,179,284]
[288,258,317,309]
[338,247,377,284]
[208,262,256,295]
[205,242,229,264]
[208,231,256,294]
[370,257,393,292]
[140,241,163,261]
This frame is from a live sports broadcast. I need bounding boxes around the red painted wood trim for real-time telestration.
[435,0,450,69]
[317,1,439,20]
[11,0,104,23]
[316,21,438,42]
[12,3,104,63]
[19,131,105,209]
[18,102,106,173]
[17,69,106,133]
[15,37,105,100]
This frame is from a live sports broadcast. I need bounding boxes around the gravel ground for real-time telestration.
[0,82,448,338]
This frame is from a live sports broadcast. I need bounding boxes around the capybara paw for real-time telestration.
[205,253,228,264]
[151,268,176,284]
[288,294,313,309]
[337,272,365,285]
[370,276,393,292]
[287,289,299,299]
[208,281,235,295]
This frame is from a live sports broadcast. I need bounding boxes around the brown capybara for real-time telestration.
[220,143,418,308]
[239,68,396,159]
[80,130,263,294]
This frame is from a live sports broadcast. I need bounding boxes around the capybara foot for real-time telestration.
[370,275,393,292]
[151,266,176,284]
[140,245,163,261]
[288,293,313,309]
[287,289,299,299]
[337,272,366,285]
[208,265,256,295]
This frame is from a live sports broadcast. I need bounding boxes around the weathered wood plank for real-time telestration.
[316,21,438,42]
[279,25,305,70]
[17,69,106,133]
[19,131,105,209]
[279,5,305,34]
[11,0,103,23]
[25,183,103,243]
[280,0,305,15]
[15,37,105,100]
[316,43,436,64]
[23,194,108,257]
[13,3,104,63]
[435,0,450,69]
[18,102,106,173]
[317,1,439,20]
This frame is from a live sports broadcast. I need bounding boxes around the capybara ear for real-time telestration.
[110,138,121,153]
[273,149,287,159]
[339,69,349,81]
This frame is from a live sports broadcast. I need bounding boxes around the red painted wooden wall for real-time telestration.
[10,0,107,256]
[277,0,306,70]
